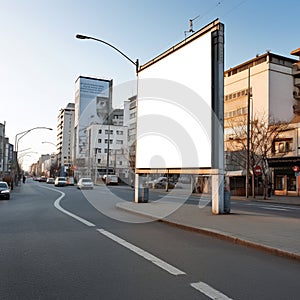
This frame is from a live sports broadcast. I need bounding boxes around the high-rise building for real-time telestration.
[74,76,113,176]
[57,103,75,175]
[0,123,5,179]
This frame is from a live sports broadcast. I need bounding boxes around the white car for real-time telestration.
[105,175,119,185]
[54,177,67,187]
[77,178,94,189]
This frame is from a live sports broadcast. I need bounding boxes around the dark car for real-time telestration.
[0,181,10,200]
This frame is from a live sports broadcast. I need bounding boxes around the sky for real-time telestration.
[1,0,299,170]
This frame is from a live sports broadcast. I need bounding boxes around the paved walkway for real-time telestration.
[116,194,300,261]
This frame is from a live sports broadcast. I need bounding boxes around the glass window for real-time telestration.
[287,175,296,191]
[275,175,285,190]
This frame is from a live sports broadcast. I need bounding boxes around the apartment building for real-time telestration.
[86,124,128,181]
[57,103,75,176]
[224,51,297,196]
[74,76,113,177]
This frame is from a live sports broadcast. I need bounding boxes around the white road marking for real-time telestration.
[190,281,233,299]
[97,228,186,276]
[41,185,96,227]
[261,207,288,211]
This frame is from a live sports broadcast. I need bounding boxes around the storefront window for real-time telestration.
[275,175,285,190]
[287,175,296,191]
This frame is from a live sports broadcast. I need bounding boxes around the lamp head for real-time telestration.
[76,34,89,40]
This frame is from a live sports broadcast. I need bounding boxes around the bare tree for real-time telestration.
[225,114,289,199]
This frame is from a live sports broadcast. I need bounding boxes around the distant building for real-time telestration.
[86,124,128,181]
[0,123,5,179]
[74,76,113,176]
[57,103,75,175]
[124,95,137,184]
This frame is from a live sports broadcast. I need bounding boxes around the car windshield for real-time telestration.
[0,183,8,188]
[82,179,92,183]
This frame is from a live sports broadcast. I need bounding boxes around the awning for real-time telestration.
[226,170,245,176]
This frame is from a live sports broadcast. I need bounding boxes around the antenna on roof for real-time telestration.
[184,15,200,39]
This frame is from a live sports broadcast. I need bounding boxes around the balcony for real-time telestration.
[292,62,300,77]
[293,103,300,114]
[295,77,300,87]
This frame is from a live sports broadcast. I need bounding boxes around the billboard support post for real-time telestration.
[211,22,225,214]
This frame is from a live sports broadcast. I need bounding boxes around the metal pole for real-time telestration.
[246,67,251,198]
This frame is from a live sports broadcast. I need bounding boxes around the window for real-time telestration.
[274,140,292,154]
[97,159,101,164]
[98,139,102,143]
[105,139,113,144]
[98,129,102,134]
[275,175,285,190]
[116,140,123,145]
[287,175,296,191]
[116,130,123,135]
[105,129,113,135]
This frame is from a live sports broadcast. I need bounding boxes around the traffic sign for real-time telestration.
[254,165,262,176]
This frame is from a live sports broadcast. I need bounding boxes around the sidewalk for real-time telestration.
[116,195,300,261]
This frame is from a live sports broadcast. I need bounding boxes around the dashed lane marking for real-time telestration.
[190,281,233,299]
[97,228,186,276]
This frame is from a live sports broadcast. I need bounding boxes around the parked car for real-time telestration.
[54,177,67,187]
[39,176,47,182]
[104,175,119,185]
[147,176,175,189]
[0,181,10,200]
[77,178,94,189]
[46,177,55,184]
[66,177,75,186]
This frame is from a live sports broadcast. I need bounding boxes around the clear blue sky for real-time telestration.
[1,0,299,169]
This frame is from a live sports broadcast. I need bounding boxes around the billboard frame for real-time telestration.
[135,19,225,213]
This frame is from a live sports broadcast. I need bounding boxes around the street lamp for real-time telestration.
[41,141,57,150]
[76,33,139,183]
[76,34,139,74]
[15,127,53,152]
[14,127,53,185]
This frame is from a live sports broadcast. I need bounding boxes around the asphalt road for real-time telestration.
[1,179,300,300]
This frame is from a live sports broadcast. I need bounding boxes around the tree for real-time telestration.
[225,114,289,199]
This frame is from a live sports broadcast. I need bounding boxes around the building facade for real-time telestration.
[266,48,300,196]
[74,76,113,176]
[57,103,75,176]
[224,52,297,196]
[86,124,128,182]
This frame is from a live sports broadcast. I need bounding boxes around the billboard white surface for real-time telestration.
[136,31,212,169]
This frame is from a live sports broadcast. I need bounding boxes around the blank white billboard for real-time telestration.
[136,30,213,169]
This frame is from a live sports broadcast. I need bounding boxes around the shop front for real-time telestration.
[268,156,300,196]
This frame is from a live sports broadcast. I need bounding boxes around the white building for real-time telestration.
[86,124,128,181]
[57,103,75,176]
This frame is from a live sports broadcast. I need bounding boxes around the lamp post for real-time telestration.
[15,127,53,152]
[14,127,53,185]
[76,33,139,183]
[246,67,251,198]
[42,141,56,148]
[76,34,139,74]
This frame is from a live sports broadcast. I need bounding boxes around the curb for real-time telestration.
[116,204,300,262]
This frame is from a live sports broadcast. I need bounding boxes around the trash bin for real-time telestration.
[138,187,149,203]
[224,190,231,213]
